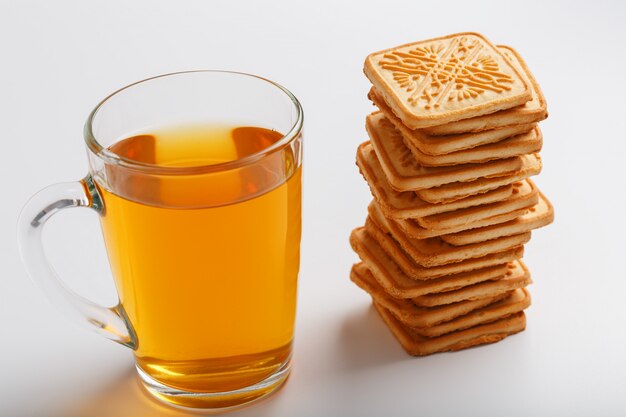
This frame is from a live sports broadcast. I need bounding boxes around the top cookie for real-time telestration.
[364,33,532,129]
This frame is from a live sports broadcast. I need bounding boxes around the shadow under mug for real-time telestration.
[18,71,303,410]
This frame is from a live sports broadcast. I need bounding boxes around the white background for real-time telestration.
[1,1,625,416]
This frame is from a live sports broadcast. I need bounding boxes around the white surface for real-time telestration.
[1,1,626,416]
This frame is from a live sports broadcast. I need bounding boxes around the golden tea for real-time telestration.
[18,71,303,410]
[97,125,301,395]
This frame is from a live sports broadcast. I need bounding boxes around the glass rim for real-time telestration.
[83,70,303,175]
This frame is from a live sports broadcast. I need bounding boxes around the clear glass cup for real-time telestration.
[17,71,303,410]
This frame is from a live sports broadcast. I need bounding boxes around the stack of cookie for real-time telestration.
[350,33,554,356]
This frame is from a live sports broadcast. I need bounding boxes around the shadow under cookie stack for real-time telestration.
[349,33,554,356]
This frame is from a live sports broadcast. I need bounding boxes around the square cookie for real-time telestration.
[364,33,531,129]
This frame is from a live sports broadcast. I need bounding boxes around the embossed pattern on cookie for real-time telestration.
[423,45,548,135]
[380,37,514,109]
[364,33,531,129]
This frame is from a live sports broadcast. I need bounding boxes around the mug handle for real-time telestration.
[17,175,136,349]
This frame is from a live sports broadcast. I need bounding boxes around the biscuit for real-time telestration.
[365,219,524,280]
[414,289,530,337]
[366,113,523,191]
[350,262,513,329]
[410,180,536,229]
[364,33,531,129]
[350,228,506,298]
[390,180,538,239]
[356,142,514,218]
[415,153,542,203]
[379,204,526,240]
[368,202,531,267]
[351,263,530,336]
[442,190,554,245]
[369,89,537,156]
[412,260,532,307]
[374,302,526,356]
[423,45,548,135]
[404,127,543,167]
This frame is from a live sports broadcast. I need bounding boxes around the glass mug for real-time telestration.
[17,71,303,410]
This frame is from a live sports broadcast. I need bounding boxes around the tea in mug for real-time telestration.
[97,124,301,395]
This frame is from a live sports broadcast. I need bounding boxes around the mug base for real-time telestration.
[136,359,291,411]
